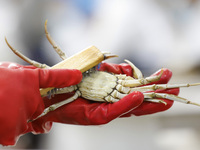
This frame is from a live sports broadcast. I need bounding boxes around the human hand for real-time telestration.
[0,62,82,146]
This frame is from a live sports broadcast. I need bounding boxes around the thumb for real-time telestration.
[38,68,82,88]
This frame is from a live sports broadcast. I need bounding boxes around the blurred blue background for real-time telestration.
[1,0,200,149]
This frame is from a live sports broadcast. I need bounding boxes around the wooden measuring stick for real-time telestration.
[40,46,104,96]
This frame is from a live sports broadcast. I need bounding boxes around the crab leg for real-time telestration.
[118,69,163,87]
[130,83,200,93]
[32,91,81,121]
[122,59,165,87]
[111,90,127,100]
[45,21,118,62]
[5,38,49,69]
[46,85,77,98]
[143,92,200,107]
[45,20,67,60]
[105,96,119,103]
[115,74,135,80]
[144,99,167,105]
[124,59,143,79]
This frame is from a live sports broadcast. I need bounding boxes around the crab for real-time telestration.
[5,20,200,121]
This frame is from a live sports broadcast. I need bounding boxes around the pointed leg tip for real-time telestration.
[103,54,118,60]
[124,59,143,79]
[160,100,167,105]
[4,38,13,50]
[158,68,164,78]
[45,19,48,26]
[188,101,200,107]
[5,37,8,44]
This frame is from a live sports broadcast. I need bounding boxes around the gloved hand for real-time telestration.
[32,91,144,133]
[98,62,179,116]
[31,62,178,134]
[0,62,82,146]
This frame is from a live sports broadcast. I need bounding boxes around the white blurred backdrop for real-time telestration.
[1,0,200,149]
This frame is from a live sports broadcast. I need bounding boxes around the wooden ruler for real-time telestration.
[40,46,105,96]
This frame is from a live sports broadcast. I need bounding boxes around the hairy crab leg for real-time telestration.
[45,21,118,61]
[110,90,127,100]
[115,74,137,80]
[45,20,67,60]
[5,38,50,69]
[144,99,167,105]
[143,92,200,107]
[117,59,164,87]
[46,86,77,98]
[31,91,81,121]
[124,59,143,79]
[130,83,200,93]
[105,96,119,103]
[5,20,68,68]
[118,69,163,87]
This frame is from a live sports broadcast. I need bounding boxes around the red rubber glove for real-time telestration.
[32,91,143,133]
[99,62,179,116]
[0,62,82,146]
[31,62,177,134]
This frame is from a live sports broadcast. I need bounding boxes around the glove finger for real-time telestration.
[86,91,144,125]
[121,88,179,117]
[98,62,133,76]
[98,62,122,74]
[0,62,23,69]
[20,65,38,69]
[118,63,133,76]
[0,62,40,70]
[38,69,82,88]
